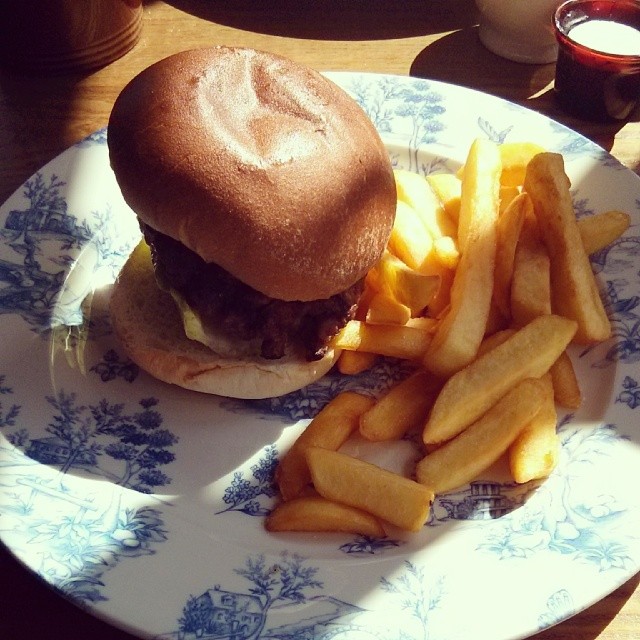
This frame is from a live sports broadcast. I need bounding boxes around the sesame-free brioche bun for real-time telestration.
[107,46,396,302]
[110,242,341,399]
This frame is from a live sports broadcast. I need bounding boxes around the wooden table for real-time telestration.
[1,1,639,638]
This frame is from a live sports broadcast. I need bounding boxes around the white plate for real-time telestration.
[1,73,640,640]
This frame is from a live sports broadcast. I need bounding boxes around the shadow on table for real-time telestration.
[0,69,88,205]
[409,26,636,159]
[164,0,479,40]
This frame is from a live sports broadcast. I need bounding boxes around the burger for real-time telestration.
[107,47,396,399]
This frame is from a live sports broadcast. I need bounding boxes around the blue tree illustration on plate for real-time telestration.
[27,503,167,604]
[617,376,640,409]
[339,535,402,555]
[1,173,78,329]
[380,560,445,640]
[344,76,446,173]
[28,392,177,493]
[5,173,69,249]
[178,594,213,638]
[78,127,107,146]
[90,348,139,383]
[235,552,323,639]
[1,168,139,330]
[478,423,634,571]
[178,552,323,640]
[217,445,278,516]
[0,374,20,433]
[102,397,178,492]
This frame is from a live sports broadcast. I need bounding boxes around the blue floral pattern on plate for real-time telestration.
[1,73,640,640]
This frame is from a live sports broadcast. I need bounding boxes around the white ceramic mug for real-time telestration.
[475,0,563,63]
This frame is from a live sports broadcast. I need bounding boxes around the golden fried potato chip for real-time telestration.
[549,349,582,409]
[509,374,559,483]
[510,212,551,327]
[493,192,530,319]
[499,141,546,187]
[524,153,611,344]
[306,447,434,532]
[578,210,631,255]
[423,314,577,444]
[276,392,374,501]
[336,350,377,376]
[427,173,462,225]
[395,169,458,239]
[417,377,547,493]
[266,495,386,537]
[334,320,434,361]
[423,138,501,377]
[360,370,441,442]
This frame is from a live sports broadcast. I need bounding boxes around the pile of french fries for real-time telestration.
[266,139,631,537]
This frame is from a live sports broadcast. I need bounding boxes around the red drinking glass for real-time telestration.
[554,0,640,121]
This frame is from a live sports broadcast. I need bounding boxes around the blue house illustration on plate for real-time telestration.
[181,586,263,639]
[436,480,520,521]
[26,435,97,467]
[173,590,364,640]
[5,201,79,237]
[263,596,363,639]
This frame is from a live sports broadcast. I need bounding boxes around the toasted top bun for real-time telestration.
[108,46,396,302]
[110,242,340,399]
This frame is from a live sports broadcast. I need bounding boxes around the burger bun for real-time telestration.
[107,46,396,302]
[109,242,341,399]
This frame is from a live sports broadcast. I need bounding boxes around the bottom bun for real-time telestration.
[109,241,340,399]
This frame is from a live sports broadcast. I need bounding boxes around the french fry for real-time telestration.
[492,192,530,319]
[337,350,377,376]
[485,298,509,336]
[457,138,502,250]
[549,349,582,409]
[433,235,460,270]
[360,370,442,441]
[524,152,611,344]
[405,316,439,331]
[499,185,521,213]
[423,314,577,445]
[306,447,434,532]
[578,210,631,255]
[427,172,461,225]
[374,251,441,316]
[476,328,516,357]
[423,138,501,377]
[366,291,412,325]
[334,320,433,361]
[416,377,547,493]
[275,392,374,501]
[389,200,434,270]
[499,141,546,187]
[418,263,454,319]
[265,496,386,537]
[364,267,382,295]
[266,141,622,540]
[336,287,378,375]
[395,169,458,239]
[510,212,552,327]
[509,374,559,483]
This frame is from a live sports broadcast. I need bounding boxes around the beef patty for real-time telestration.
[141,223,363,360]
